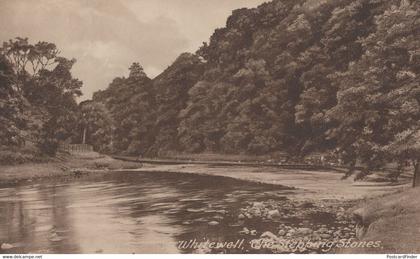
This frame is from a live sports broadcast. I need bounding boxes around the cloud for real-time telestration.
[0,0,267,99]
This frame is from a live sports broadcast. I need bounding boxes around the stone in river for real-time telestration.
[49,232,65,242]
[252,202,264,208]
[297,228,313,235]
[320,233,331,239]
[238,214,245,219]
[187,208,205,213]
[1,243,14,250]
[208,221,219,226]
[267,209,281,218]
[312,233,322,241]
[239,227,250,234]
[272,243,290,253]
[213,215,224,220]
[261,231,278,240]
[49,236,64,242]
[278,229,286,236]
[250,230,257,235]
[318,227,329,233]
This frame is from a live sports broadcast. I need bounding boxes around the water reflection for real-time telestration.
[0,172,289,254]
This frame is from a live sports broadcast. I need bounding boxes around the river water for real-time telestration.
[0,171,346,254]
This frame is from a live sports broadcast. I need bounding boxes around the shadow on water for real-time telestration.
[0,171,342,254]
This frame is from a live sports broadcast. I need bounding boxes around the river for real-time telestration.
[0,171,353,254]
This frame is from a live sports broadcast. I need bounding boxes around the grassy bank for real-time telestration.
[342,187,420,253]
[0,151,142,184]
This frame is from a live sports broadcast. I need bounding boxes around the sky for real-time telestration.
[0,0,268,99]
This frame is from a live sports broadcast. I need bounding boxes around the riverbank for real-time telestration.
[342,187,420,253]
[0,151,142,185]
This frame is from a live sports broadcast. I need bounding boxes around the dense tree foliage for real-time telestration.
[76,100,114,152]
[326,0,420,184]
[0,38,82,158]
[93,0,419,165]
[0,55,26,147]
[93,63,153,154]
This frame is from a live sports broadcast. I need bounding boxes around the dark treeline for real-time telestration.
[1,0,419,184]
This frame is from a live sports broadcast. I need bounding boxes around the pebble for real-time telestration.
[278,229,286,236]
[318,227,328,233]
[319,234,331,239]
[49,236,64,242]
[267,209,281,218]
[208,221,219,226]
[49,232,65,242]
[261,231,278,240]
[230,198,357,253]
[272,243,290,253]
[213,215,224,220]
[297,228,313,235]
[239,227,250,234]
[187,208,204,213]
[312,233,322,241]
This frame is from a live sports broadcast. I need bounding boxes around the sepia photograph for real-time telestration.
[0,0,419,257]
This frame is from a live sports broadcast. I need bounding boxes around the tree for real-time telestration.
[149,53,204,155]
[33,57,82,155]
[0,55,26,147]
[1,37,82,156]
[93,63,152,155]
[376,0,420,186]
[0,37,59,93]
[77,100,114,152]
[326,0,420,185]
[129,62,147,79]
